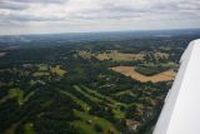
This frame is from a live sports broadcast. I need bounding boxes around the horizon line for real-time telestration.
[0,27,200,37]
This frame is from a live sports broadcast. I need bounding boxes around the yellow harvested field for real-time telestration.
[96,51,145,61]
[111,66,176,83]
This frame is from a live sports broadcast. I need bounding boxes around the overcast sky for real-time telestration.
[0,0,200,35]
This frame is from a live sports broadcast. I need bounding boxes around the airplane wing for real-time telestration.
[153,39,200,134]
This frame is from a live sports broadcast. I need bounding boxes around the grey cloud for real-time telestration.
[0,0,68,11]
[72,12,141,20]
[0,0,200,35]
[7,0,68,4]
[0,13,65,22]
[78,1,176,21]
[1,0,200,22]
[178,1,200,11]
[0,1,28,10]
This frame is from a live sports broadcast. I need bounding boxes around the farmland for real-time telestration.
[95,51,145,61]
[111,66,176,83]
[0,31,198,134]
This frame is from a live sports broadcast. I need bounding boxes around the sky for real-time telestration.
[0,0,200,35]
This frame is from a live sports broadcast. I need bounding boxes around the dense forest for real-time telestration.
[0,30,199,134]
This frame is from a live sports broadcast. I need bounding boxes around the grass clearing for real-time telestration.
[78,50,145,62]
[72,120,97,134]
[24,122,35,134]
[78,51,93,59]
[59,90,90,112]
[114,90,137,97]
[0,88,24,105]
[30,80,45,85]
[73,85,102,103]
[33,72,50,77]
[112,108,126,119]
[72,110,119,134]
[34,64,66,77]
[111,66,176,83]
[37,64,48,71]
[0,88,36,106]
[80,85,126,107]
[74,85,126,119]
[51,65,66,76]
[96,51,145,61]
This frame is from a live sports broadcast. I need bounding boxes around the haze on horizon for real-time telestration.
[0,0,200,35]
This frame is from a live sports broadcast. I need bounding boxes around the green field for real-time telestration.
[72,110,119,134]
